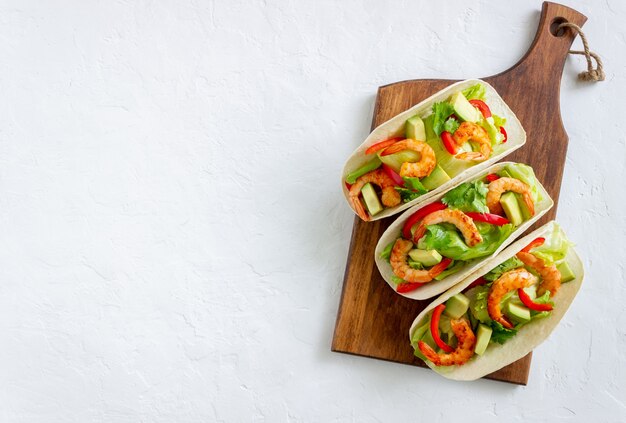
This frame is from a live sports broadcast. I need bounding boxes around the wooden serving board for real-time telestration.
[332,2,587,385]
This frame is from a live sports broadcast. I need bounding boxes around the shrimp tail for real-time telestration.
[350,196,369,221]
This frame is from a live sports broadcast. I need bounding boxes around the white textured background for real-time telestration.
[0,1,624,422]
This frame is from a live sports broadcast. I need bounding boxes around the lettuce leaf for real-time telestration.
[419,222,515,261]
[529,291,553,320]
[531,223,574,266]
[433,260,465,280]
[391,275,404,285]
[490,321,517,344]
[396,177,428,203]
[483,257,524,282]
[379,241,394,261]
[462,84,487,100]
[443,117,460,134]
[403,177,427,192]
[408,257,425,270]
[441,181,489,213]
[432,101,455,136]
[493,114,506,128]
[502,163,541,203]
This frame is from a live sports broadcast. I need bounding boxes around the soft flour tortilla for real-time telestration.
[408,221,584,381]
[374,162,553,300]
[342,79,526,221]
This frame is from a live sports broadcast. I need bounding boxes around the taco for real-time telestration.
[342,79,526,221]
[375,162,553,300]
[408,221,583,381]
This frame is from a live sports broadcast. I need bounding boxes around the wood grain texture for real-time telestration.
[332,2,587,385]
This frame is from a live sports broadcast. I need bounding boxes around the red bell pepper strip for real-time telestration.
[365,137,403,155]
[499,126,507,143]
[463,276,488,293]
[518,288,553,311]
[465,212,510,226]
[469,99,492,118]
[441,131,457,155]
[396,281,425,293]
[428,258,453,278]
[401,202,447,240]
[345,181,352,191]
[381,163,404,186]
[430,304,454,353]
[521,237,545,253]
[485,173,500,182]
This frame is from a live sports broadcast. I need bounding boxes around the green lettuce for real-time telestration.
[391,275,404,285]
[379,241,394,261]
[490,321,517,344]
[502,163,541,203]
[531,223,574,266]
[408,257,425,270]
[395,187,422,203]
[441,181,489,213]
[419,222,515,261]
[395,177,428,203]
[443,117,460,134]
[483,257,524,282]
[529,291,553,320]
[493,114,506,128]
[432,101,455,136]
[462,83,486,100]
[433,260,464,280]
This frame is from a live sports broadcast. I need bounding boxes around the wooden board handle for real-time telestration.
[487,2,587,153]
[491,2,587,84]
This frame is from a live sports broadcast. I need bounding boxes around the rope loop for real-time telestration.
[558,22,605,82]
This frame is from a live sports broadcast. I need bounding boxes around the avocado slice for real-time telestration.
[421,165,452,190]
[514,193,533,221]
[506,302,531,324]
[557,260,576,283]
[345,157,382,184]
[378,150,421,173]
[408,249,442,267]
[500,191,524,226]
[444,293,470,319]
[450,92,481,123]
[360,183,383,216]
[405,115,426,141]
[474,324,492,356]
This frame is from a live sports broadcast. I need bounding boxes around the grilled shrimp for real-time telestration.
[488,268,538,329]
[486,177,535,217]
[389,238,434,283]
[349,169,401,221]
[516,251,561,297]
[418,318,476,366]
[381,139,436,178]
[413,208,483,247]
[452,122,492,161]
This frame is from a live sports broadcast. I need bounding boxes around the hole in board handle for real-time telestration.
[550,17,568,37]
